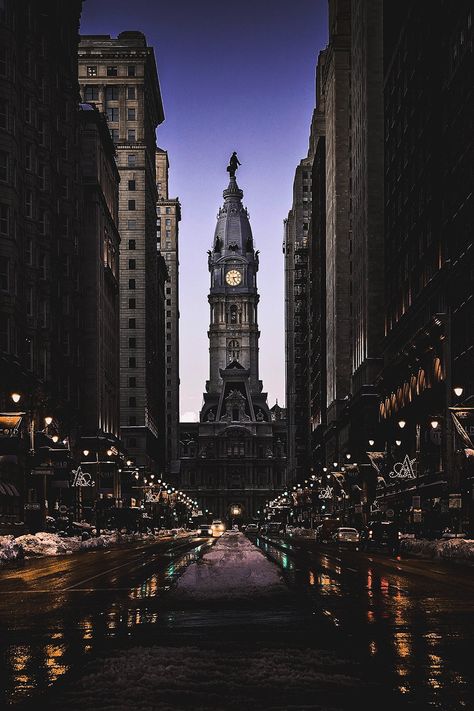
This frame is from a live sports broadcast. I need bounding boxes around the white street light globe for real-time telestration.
[45,416,53,426]
[11,393,21,403]
[398,420,406,429]
[454,387,463,398]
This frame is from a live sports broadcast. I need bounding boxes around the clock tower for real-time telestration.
[179,159,287,523]
[207,174,261,395]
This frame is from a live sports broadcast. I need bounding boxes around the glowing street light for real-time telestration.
[430,419,439,430]
[368,439,375,446]
[454,387,463,398]
[398,420,406,429]
[45,416,53,426]
[11,393,21,403]
[83,449,89,456]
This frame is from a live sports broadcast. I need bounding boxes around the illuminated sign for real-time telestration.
[318,485,333,500]
[388,455,416,480]
[145,491,161,503]
[72,466,93,487]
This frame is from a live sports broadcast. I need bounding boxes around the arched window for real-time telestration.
[230,304,238,323]
[228,339,240,361]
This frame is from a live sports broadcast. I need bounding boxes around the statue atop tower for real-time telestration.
[226,151,241,178]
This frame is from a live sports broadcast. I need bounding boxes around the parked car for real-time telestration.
[360,520,400,553]
[332,527,360,546]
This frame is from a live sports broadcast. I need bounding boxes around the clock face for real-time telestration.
[226,269,242,286]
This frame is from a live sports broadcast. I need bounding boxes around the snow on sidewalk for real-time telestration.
[400,536,474,563]
[170,530,288,602]
[0,529,191,567]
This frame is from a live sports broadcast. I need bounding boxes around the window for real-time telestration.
[128,179,136,191]
[24,95,32,123]
[38,164,46,190]
[129,377,136,387]
[105,86,119,100]
[129,396,136,407]
[87,66,97,77]
[0,46,6,77]
[128,298,136,309]
[107,66,117,76]
[127,220,136,230]
[128,239,136,250]
[128,278,136,289]
[25,190,33,218]
[165,218,171,226]
[129,357,136,368]
[127,86,136,100]
[128,200,136,211]
[110,128,119,142]
[129,259,136,269]
[0,151,7,182]
[25,143,32,170]
[0,256,9,290]
[165,207,171,214]
[128,65,136,76]
[84,86,99,101]
[129,318,136,328]
[106,107,119,122]
[127,154,137,167]
[127,108,136,121]
[128,337,136,348]
[127,129,136,142]
[129,416,136,425]
[0,203,9,235]
[0,98,7,129]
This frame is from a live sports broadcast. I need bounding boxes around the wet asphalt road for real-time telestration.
[255,534,474,710]
[0,535,213,707]
[0,532,472,710]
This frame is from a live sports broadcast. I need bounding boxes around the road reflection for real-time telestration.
[0,540,209,705]
[255,535,473,709]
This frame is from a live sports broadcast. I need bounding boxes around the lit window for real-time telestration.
[87,66,97,77]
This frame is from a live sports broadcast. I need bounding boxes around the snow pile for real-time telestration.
[400,537,474,562]
[0,535,24,564]
[0,529,193,566]
[289,527,315,538]
[43,644,367,711]
[15,531,79,557]
[171,530,288,602]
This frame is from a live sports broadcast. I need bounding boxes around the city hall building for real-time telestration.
[178,167,287,522]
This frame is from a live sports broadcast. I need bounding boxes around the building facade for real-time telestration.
[0,0,83,524]
[77,102,122,508]
[179,167,287,522]
[156,148,181,469]
[78,32,165,476]
[284,158,312,484]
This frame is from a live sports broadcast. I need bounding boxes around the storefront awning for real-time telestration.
[0,415,23,437]
[0,481,20,496]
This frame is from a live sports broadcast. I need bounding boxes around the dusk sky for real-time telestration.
[80,0,329,421]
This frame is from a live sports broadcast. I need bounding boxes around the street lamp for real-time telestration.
[83,449,90,457]
[45,416,53,426]
[395,439,402,446]
[430,419,440,430]
[345,453,351,460]
[11,392,21,404]
[398,420,406,429]
[453,387,463,398]
[368,439,375,446]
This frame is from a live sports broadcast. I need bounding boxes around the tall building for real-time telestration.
[283,158,312,483]
[77,102,122,506]
[375,0,474,532]
[348,0,384,470]
[78,32,165,476]
[156,148,181,469]
[0,0,83,521]
[323,0,352,463]
[308,51,327,468]
[179,165,287,521]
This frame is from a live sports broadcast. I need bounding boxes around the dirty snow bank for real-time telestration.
[400,537,474,562]
[171,530,288,602]
[0,529,191,567]
[43,644,364,711]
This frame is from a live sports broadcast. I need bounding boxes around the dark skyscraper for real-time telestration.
[78,32,165,476]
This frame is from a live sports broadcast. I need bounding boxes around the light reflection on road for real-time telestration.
[0,539,210,705]
[255,535,473,709]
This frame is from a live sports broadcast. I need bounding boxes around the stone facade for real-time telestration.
[156,149,181,467]
[179,172,287,522]
[78,32,165,474]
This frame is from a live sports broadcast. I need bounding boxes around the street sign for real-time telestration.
[31,467,54,476]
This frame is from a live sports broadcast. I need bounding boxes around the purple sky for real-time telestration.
[80,0,328,421]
